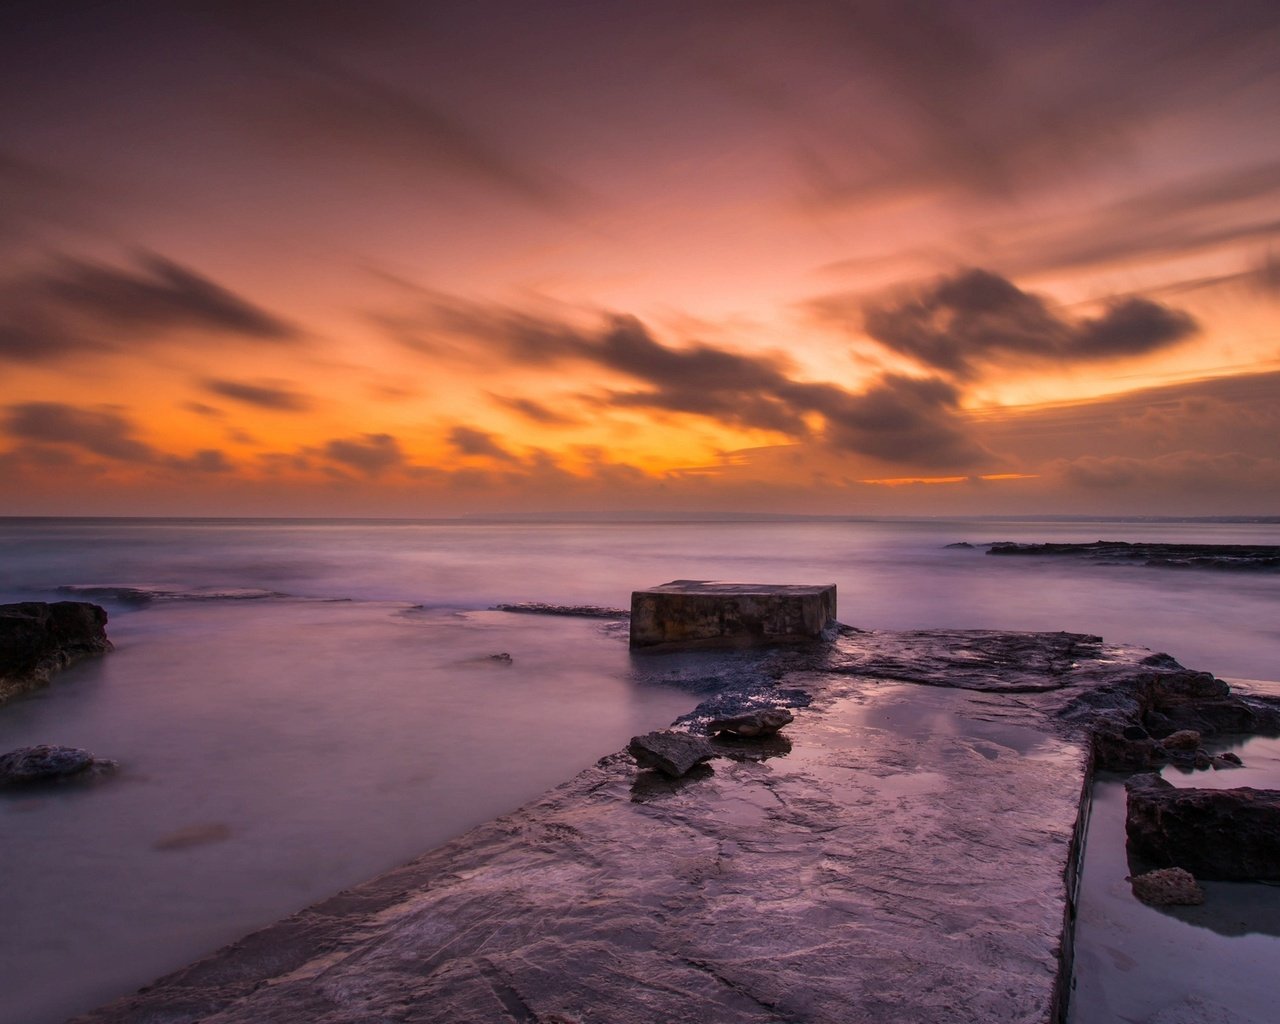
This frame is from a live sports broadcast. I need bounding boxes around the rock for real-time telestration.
[492,603,629,620]
[1219,751,1243,765]
[1161,729,1201,751]
[1129,867,1205,906]
[627,730,715,777]
[487,652,513,665]
[1125,774,1280,879]
[0,744,116,785]
[629,581,836,650]
[984,540,1280,571]
[1211,754,1244,770]
[0,601,112,705]
[706,707,794,738]
[1122,724,1150,740]
[944,541,975,548]
[1092,722,1163,771]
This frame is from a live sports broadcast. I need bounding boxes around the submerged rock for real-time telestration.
[492,602,629,620]
[706,707,794,738]
[1125,773,1280,880]
[627,730,716,777]
[0,601,112,705]
[1129,867,1204,906]
[0,744,116,785]
[985,540,1280,571]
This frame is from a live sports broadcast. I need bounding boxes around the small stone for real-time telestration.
[487,652,513,664]
[627,731,715,778]
[706,708,795,738]
[1219,751,1243,766]
[1162,730,1202,751]
[1129,867,1205,906]
[0,744,102,784]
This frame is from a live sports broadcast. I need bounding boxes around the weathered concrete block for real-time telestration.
[629,580,836,650]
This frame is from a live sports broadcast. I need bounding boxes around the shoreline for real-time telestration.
[67,626,1239,1024]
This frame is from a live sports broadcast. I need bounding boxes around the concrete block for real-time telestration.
[629,580,837,650]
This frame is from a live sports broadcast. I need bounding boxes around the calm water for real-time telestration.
[1,517,1278,1023]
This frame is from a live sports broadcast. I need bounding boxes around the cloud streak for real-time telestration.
[0,251,297,363]
[203,378,313,411]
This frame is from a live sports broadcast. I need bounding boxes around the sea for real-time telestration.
[1,516,1277,1024]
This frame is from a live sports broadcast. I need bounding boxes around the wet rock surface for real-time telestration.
[0,601,112,704]
[71,627,1280,1024]
[628,730,716,777]
[0,744,117,785]
[1125,773,1280,880]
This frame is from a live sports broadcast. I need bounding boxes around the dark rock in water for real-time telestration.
[1161,729,1202,751]
[1062,662,1280,770]
[1125,773,1280,879]
[1218,751,1244,766]
[0,601,112,705]
[0,744,116,785]
[985,539,1280,571]
[1129,867,1204,906]
[492,602,629,620]
[706,707,794,737]
[487,652,513,665]
[627,730,715,777]
[1092,722,1163,771]
[944,541,975,548]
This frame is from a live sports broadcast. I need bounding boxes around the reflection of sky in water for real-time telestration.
[1070,734,1280,1024]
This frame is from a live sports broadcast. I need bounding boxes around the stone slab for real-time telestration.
[629,580,837,650]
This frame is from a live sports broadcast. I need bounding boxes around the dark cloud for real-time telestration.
[400,299,988,468]
[0,251,297,362]
[323,433,404,475]
[39,252,295,338]
[491,395,581,426]
[166,448,233,473]
[802,374,988,467]
[849,268,1197,378]
[447,426,517,462]
[203,378,312,411]
[4,402,157,463]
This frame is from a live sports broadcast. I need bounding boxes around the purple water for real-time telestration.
[1,517,1277,1023]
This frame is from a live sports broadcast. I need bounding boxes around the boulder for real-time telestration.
[0,601,112,704]
[1125,773,1280,879]
[1160,729,1201,751]
[706,708,794,738]
[0,744,116,785]
[1129,867,1204,906]
[627,731,716,778]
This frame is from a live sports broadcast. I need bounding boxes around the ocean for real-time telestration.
[1,516,1278,1023]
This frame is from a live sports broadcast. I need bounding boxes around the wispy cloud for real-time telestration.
[203,378,313,411]
[0,251,297,363]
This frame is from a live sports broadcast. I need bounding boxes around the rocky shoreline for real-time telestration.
[63,624,1280,1024]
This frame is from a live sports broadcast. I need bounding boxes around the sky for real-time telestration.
[1,0,1278,517]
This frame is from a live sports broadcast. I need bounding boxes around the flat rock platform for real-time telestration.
[74,628,1205,1024]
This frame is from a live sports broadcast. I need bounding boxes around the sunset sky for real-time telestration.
[2,0,1277,516]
